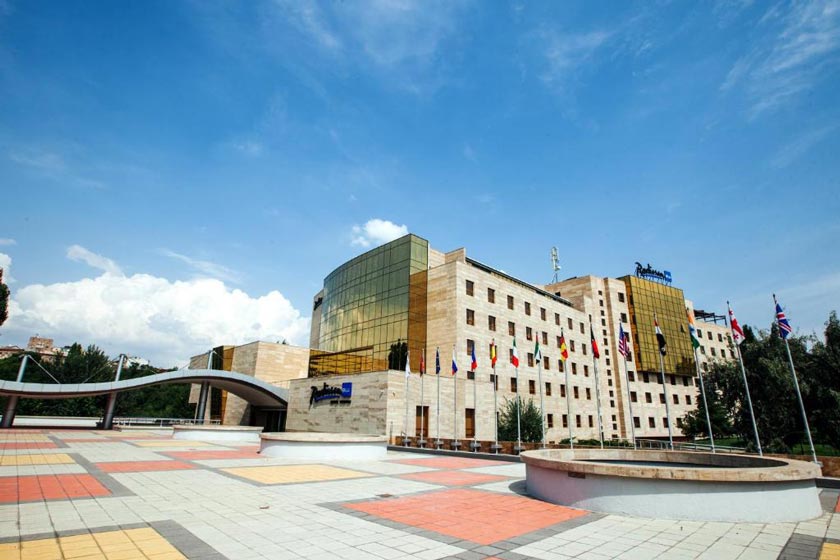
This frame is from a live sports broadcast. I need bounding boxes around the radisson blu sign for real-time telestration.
[634,262,672,285]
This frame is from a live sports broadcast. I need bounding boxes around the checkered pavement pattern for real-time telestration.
[0,429,838,559]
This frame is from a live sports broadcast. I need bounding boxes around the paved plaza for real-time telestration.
[0,430,838,560]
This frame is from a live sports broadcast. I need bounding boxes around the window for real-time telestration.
[628,372,635,382]
[588,415,594,428]
[586,388,592,400]
[601,318,606,326]
[487,288,495,303]
[606,358,611,366]
[558,359,564,372]
[540,307,546,321]
[555,313,560,325]
[643,373,650,383]
[573,386,580,399]
[465,409,475,438]
[547,414,554,428]
[630,391,637,402]
[648,417,656,428]
[633,417,640,428]
[508,321,515,336]
[711,347,717,357]
[718,333,723,342]
[584,365,589,377]
[488,315,496,331]
[560,385,566,397]
[620,312,628,323]
[576,415,582,428]
[673,394,679,405]
[507,295,514,310]
[527,352,534,367]
[562,414,568,428]
[509,348,515,364]
[467,371,475,380]
[682,377,689,387]
[685,395,692,405]
[466,280,474,296]
[572,363,578,375]
[645,392,652,403]
[545,382,552,396]
[610,400,615,408]
[707,331,713,340]
[557,336,562,348]
[582,344,588,356]
[697,329,703,338]
[529,379,536,394]
[543,356,549,369]
[524,302,531,315]
[580,322,585,334]
[663,417,669,428]
[608,379,613,386]
[490,374,498,390]
[618,293,625,303]
[670,375,676,385]
[570,340,575,352]
[542,331,548,345]
[466,339,475,354]
[568,318,573,329]
[526,327,533,341]
[466,309,475,326]
[510,378,517,392]
[659,393,666,404]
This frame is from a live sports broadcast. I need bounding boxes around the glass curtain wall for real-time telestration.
[310,234,429,376]
[620,276,695,376]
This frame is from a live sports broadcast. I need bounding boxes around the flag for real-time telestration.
[534,338,542,363]
[654,317,667,356]
[559,330,569,362]
[618,324,629,358]
[511,338,520,367]
[687,308,700,350]
[728,303,745,346]
[405,350,411,378]
[435,347,441,375]
[420,348,425,375]
[775,296,792,340]
[471,345,478,370]
[590,326,600,359]
[490,339,497,367]
[451,348,458,375]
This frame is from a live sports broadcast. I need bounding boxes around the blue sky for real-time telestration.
[1,0,838,365]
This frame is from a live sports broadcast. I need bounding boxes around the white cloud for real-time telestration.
[0,252,11,283]
[351,218,408,248]
[0,238,15,246]
[539,30,612,92]
[160,249,241,284]
[5,266,310,368]
[771,124,837,168]
[67,245,123,276]
[273,0,342,51]
[231,140,264,157]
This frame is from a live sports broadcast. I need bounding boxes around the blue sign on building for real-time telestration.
[341,382,352,398]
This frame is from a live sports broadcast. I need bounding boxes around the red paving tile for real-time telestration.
[393,457,505,470]
[399,470,509,486]
[96,460,196,473]
[0,474,110,503]
[164,449,260,460]
[0,442,58,450]
[345,488,587,545]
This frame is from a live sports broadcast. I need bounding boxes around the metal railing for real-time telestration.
[635,438,747,454]
[111,417,222,427]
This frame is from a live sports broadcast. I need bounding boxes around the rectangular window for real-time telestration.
[547,413,554,428]
[645,392,652,403]
[685,395,692,405]
[555,313,560,325]
[673,394,679,405]
[648,417,656,428]
[580,322,585,334]
[556,336,562,348]
[570,340,575,352]
[711,347,717,357]
[576,415,582,428]
[584,365,589,377]
[586,387,591,400]
[507,295,514,310]
[525,302,531,316]
[466,280,474,296]
[510,378,517,392]
[488,315,496,331]
[573,386,579,399]
[542,331,548,345]
[466,309,475,326]
[634,417,641,428]
[543,356,549,370]
[490,374,498,390]
[618,293,625,303]
[659,393,666,404]
[620,312,628,323]
[529,379,536,394]
[568,318,573,329]
[558,359,564,372]
[527,352,534,367]
[466,339,475,354]
[630,392,637,402]
[643,373,650,383]
[718,333,723,342]
[628,372,635,382]
[509,348,515,364]
[682,377,689,387]
[465,409,475,438]
[708,331,713,340]
[508,321,515,336]
[588,415,594,428]
[467,371,475,380]
[487,288,495,303]
[572,363,578,375]
[670,375,676,385]
[526,326,533,341]
[540,307,546,321]
[582,344,588,356]
[545,382,552,396]
[697,329,703,338]
[563,414,568,428]
[560,385,566,397]
[663,417,669,428]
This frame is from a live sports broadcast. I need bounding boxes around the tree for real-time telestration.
[806,312,840,450]
[498,396,543,443]
[0,268,9,327]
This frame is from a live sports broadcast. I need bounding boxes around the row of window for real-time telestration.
[629,391,693,405]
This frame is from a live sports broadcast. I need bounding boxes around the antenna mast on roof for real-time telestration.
[550,247,561,283]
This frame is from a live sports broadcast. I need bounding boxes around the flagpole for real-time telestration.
[515,364,522,453]
[565,360,573,450]
[419,347,425,448]
[590,325,604,449]
[692,346,715,453]
[404,349,411,447]
[775,294,816,464]
[734,334,762,456]
[655,313,674,450]
[537,357,546,449]
[620,350,636,449]
[472,362,479,451]
[453,345,460,449]
[436,347,442,450]
[493,362,499,452]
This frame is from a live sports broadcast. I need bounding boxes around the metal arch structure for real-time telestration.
[0,369,289,429]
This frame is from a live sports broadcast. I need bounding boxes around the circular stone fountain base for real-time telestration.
[521,449,822,523]
[260,432,388,461]
[172,425,263,443]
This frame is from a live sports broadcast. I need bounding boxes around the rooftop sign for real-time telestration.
[634,262,672,285]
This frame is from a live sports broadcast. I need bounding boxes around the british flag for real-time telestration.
[775,297,793,340]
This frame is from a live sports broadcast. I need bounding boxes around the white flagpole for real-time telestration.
[492,361,499,452]
[404,349,411,447]
[619,332,636,449]
[565,359,573,450]
[515,367,522,453]
[452,346,459,448]
[775,295,816,464]
[693,346,715,453]
[656,313,674,450]
[732,334,762,455]
[436,347,442,449]
[537,354,546,449]
[472,359,478,451]
[419,347,425,447]
[590,323,604,449]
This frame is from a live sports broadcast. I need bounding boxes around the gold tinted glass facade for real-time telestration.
[621,276,695,376]
[310,234,428,376]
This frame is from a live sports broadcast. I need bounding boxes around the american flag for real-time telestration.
[618,324,629,358]
[775,297,792,340]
